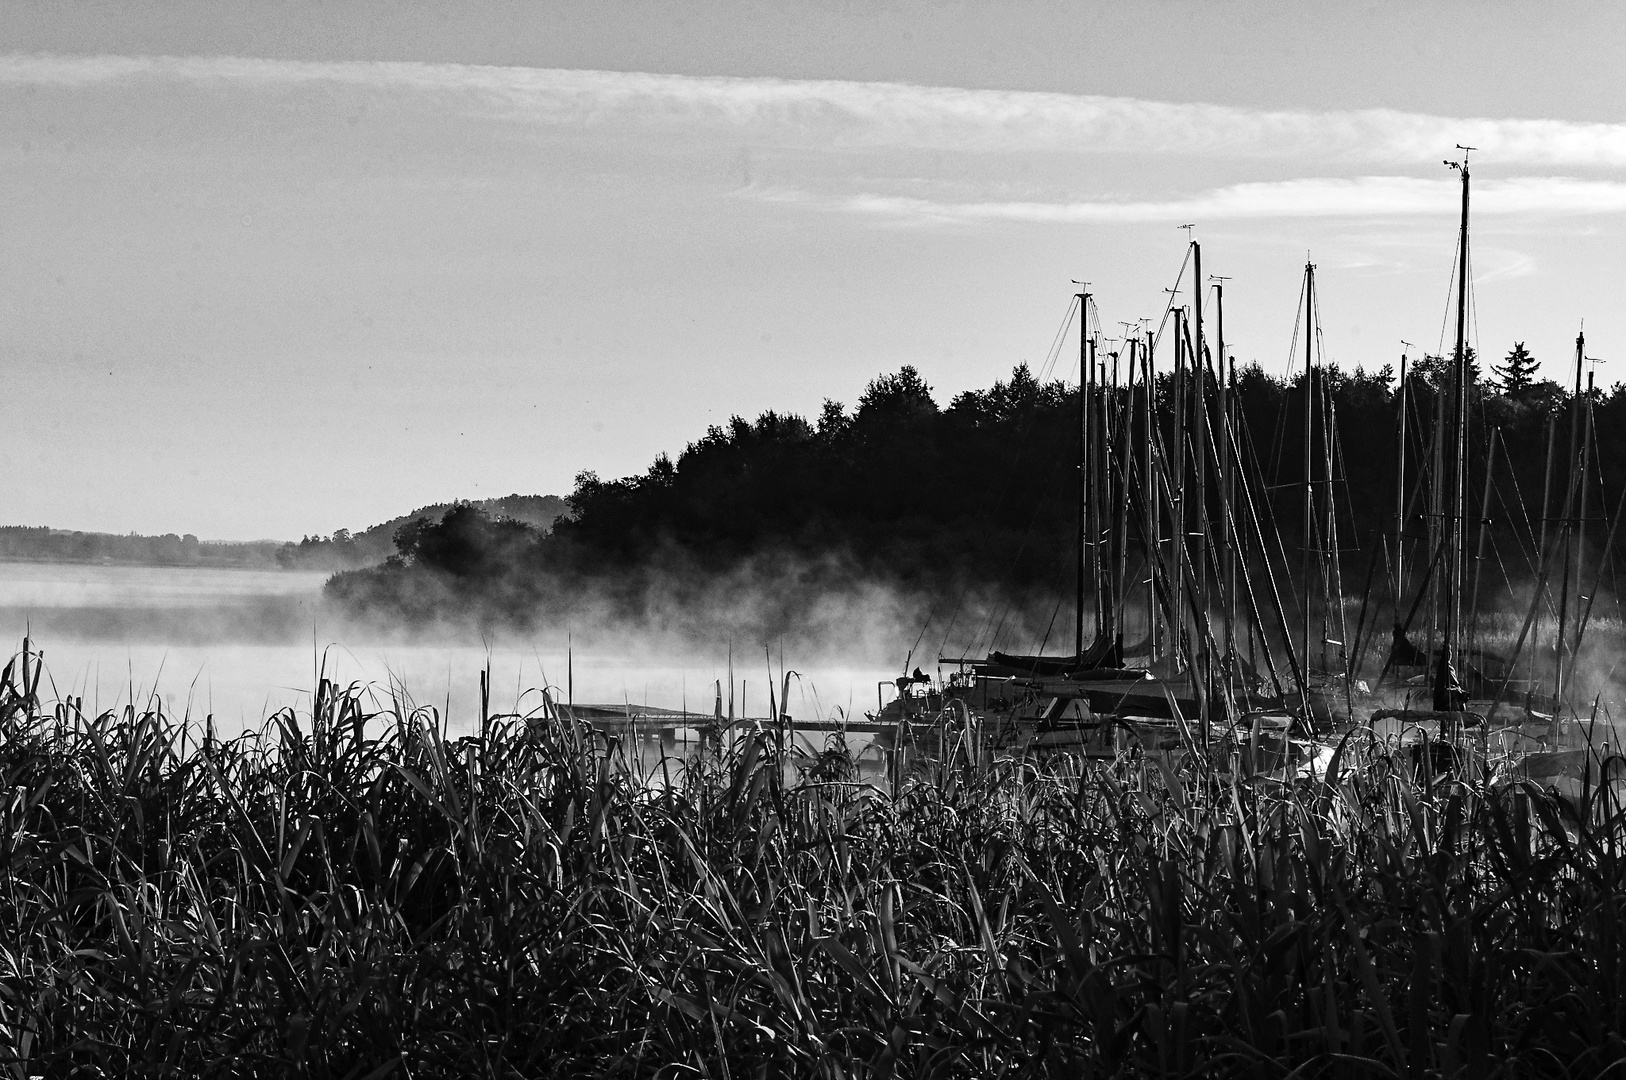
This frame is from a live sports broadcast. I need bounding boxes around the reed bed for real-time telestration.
[0,644,1624,1078]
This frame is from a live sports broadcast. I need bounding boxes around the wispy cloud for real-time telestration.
[4,53,1626,168]
[810,176,1626,224]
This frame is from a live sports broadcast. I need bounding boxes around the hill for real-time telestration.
[0,495,569,572]
[275,494,571,571]
[0,527,285,568]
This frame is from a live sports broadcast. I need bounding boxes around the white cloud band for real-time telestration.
[828,176,1626,223]
[2,53,1625,168]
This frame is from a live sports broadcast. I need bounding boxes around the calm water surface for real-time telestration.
[0,562,896,736]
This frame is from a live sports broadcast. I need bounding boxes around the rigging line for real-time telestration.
[1030,577,1071,662]
[1328,396,1357,615]
[1487,532,1516,633]
[908,604,938,674]
[1492,470,1539,580]
[1034,292,1080,386]
[1085,297,1107,348]
[1148,245,1195,359]
[1435,213,1463,360]
[1495,429,1541,575]
[996,525,1079,661]
[1604,493,1626,689]
[1267,267,1311,493]
[1565,418,1617,687]
[1230,412,1306,700]
[1467,246,1481,381]
[1242,399,1311,647]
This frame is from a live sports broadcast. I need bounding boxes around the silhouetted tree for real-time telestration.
[1495,342,1539,396]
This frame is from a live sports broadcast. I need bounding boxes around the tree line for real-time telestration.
[327,344,1624,632]
[0,527,283,568]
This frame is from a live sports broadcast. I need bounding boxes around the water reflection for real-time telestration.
[0,562,897,735]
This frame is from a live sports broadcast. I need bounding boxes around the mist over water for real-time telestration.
[0,562,904,736]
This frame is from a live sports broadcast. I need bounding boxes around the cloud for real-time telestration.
[810,176,1626,224]
[4,53,1626,168]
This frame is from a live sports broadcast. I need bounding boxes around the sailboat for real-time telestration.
[1368,149,1611,782]
[917,242,1315,768]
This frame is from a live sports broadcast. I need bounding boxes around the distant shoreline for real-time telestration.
[0,554,291,570]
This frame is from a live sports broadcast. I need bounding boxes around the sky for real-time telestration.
[3,0,1625,540]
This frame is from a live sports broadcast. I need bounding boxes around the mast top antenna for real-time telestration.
[1177,223,1196,238]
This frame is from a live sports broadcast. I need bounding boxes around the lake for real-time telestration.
[0,562,899,736]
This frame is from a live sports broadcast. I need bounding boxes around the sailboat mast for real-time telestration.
[1432,150,1471,711]
[1145,330,1159,663]
[1563,367,1600,695]
[1576,367,1594,663]
[1556,328,1583,703]
[1426,337,1445,674]
[1089,332,1103,638]
[1215,277,1233,674]
[1301,260,1315,681]
[1192,242,1208,641]
[1173,307,1187,669]
[1076,290,1090,658]
[1395,349,1408,607]
[1114,343,1133,639]
[1448,154,1472,671]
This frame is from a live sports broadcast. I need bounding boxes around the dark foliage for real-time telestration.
[1495,342,1540,397]
[328,357,1626,633]
[3,643,1625,1076]
[279,494,569,571]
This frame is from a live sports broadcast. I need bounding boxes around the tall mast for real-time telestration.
[1556,328,1584,703]
[1395,348,1409,608]
[1576,367,1594,663]
[1301,260,1315,680]
[1426,335,1445,673]
[1192,242,1208,639]
[1192,240,1211,739]
[1435,148,1472,709]
[1215,276,1233,677]
[1451,153,1472,667]
[1076,289,1090,658]
[1536,409,1556,686]
[1114,339,1134,638]
[1090,332,1105,639]
[1172,307,1187,669]
[1144,330,1159,663]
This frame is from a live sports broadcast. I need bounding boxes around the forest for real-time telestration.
[326,343,1624,644]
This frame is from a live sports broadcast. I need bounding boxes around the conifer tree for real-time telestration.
[1495,341,1538,395]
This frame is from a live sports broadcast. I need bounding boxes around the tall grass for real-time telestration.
[1,642,1624,1077]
